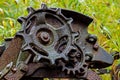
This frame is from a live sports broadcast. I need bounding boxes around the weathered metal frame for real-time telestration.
[0,3,115,80]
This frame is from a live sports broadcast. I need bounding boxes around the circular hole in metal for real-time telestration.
[80,68,84,72]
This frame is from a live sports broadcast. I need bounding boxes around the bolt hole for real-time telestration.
[83,64,87,68]
[80,68,84,72]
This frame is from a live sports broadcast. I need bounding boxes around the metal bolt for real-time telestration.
[86,34,97,44]
[39,32,50,43]
[85,52,93,61]
[85,56,91,61]
[12,68,17,73]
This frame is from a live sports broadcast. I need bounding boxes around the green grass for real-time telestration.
[0,0,120,79]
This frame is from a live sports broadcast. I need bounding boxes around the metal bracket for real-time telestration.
[0,62,13,79]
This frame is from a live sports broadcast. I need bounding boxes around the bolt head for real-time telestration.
[39,32,50,43]
[85,52,93,61]
[86,34,97,44]
[12,68,17,73]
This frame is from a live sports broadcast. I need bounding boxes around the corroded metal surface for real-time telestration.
[0,4,114,80]
[0,37,23,70]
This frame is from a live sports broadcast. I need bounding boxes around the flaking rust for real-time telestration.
[0,3,114,80]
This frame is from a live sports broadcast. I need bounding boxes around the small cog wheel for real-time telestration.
[57,44,88,76]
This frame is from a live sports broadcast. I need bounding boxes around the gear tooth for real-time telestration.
[33,55,41,62]
[56,8,61,15]
[22,43,29,50]
[72,70,75,75]
[41,3,48,9]
[66,46,76,55]
[23,46,31,51]
[50,59,55,65]
[16,31,23,36]
[72,32,79,38]
[60,54,68,61]
[67,17,73,24]
[62,67,65,71]
[67,70,70,74]
[27,7,35,13]
[64,56,68,61]
[70,46,76,51]
[17,17,26,24]
[22,43,27,48]
[77,70,80,73]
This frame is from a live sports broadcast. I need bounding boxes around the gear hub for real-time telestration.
[39,32,50,43]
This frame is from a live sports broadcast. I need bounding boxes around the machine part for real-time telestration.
[57,44,87,76]
[97,69,110,75]
[16,3,87,77]
[59,9,113,68]
[4,62,28,80]
[0,62,13,79]
[16,3,113,78]
[86,34,97,44]
[0,3,114,79]
[16,4,75,65]
[0,37,23,71]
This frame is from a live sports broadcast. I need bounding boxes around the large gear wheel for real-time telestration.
[16,3,87,77]
[17,4,74,64]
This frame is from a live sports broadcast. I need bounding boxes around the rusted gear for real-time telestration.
[16,4,79,65]
[57,44,87,76]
